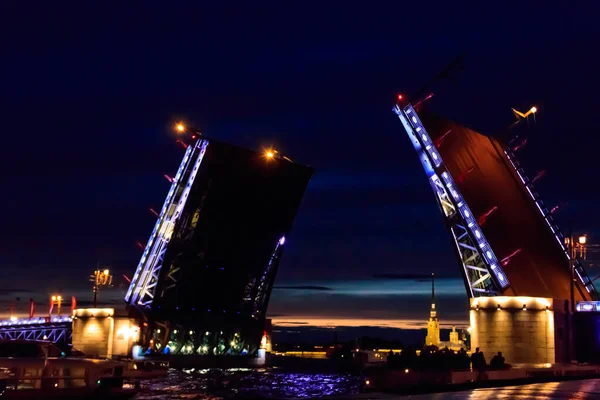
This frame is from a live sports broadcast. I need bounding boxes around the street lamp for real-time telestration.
[50,295,62,315]
[510,105,539,130]
[264,148,278,161]
[567,234,588,312]
[91,267,113,308]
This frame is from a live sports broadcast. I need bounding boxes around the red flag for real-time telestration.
[71,296,77,314]
[29,298,35,319]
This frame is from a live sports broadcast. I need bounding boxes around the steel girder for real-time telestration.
[126,139,209,308]
[394,104,509,298]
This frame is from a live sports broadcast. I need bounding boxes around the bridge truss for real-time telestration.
[0,322,72,346]
[394,103,509,297]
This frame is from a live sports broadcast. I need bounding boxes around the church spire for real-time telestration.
[430,272,436,318]
[425,272,440,346]
[431,272,435,303]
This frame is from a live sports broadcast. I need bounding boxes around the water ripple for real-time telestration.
[134,369,361,399]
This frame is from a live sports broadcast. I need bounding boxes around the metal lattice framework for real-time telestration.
[243,236,286,319]
[125,138,209,308]
[394,104,509,297]
[0,323,72,346]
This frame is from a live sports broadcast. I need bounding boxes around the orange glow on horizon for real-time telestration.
[269,316,469,330]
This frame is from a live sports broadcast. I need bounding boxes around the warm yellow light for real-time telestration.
[530,106,537,114]
[404,368,409,373]
[365,380,371,385]
[9,316,17,321]
[73,308,114,318]
[51,296,56,301]
[103,269,109,275]
[266,151,274,159]
[472,296,551,309]
[176,123,185,132]
[230,341,236,346]
[57,296,62,301]
[579,235,587,245]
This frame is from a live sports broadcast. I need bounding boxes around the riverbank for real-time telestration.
[362,363,600,395]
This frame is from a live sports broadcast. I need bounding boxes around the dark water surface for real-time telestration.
[134,368,361,399]
[134,372,600,399]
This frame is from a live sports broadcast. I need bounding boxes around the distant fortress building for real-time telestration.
[425,273,440,347]
[425,273,465,351]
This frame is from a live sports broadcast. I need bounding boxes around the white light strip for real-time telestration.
[126,144,196,301]
[126,140,209,305]
[398,104,509,290]
[503,148,597,296]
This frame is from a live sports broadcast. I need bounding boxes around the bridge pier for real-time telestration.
[469,296,569,364]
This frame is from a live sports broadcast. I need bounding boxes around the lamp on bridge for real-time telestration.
[566,234,589,312]
[174,122,202,140]
[91,267,113,308]
[49,295,62,316]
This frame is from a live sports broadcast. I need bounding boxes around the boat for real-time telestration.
[124,358,169,379]
[0,340,137,399]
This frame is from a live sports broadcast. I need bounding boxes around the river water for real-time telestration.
[132,371,600,399]
[134,368,361,399]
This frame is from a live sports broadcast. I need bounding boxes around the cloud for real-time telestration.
[371,273,453,280]
[274,286,333,291]
[0,289,33,295]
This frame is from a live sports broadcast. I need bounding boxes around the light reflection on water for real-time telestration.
[135,368,361,399]
[134,371,600,400]
[408,379,600,400]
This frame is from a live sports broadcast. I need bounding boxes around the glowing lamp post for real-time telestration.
[567,234,588,312]
[91,267,113,308]
[49,295,62,316]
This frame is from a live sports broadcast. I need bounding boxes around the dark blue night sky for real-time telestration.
[1,3,599,339]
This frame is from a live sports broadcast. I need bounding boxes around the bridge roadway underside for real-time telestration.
[421,114,591,301]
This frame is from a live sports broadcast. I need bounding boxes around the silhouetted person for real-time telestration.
[471,347,487,371]
[490,351,505,370]
[458,348,470,370]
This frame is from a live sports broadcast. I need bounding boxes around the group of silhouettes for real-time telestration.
[471,347,507,370]
[387,346,507,371]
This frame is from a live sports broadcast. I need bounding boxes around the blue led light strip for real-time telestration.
[251,236,286,319]
[126,139,209,306]
[504,148,597,297]
[395,104,510,293]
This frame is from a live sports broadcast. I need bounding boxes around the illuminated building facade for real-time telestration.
[125,135,312,356]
